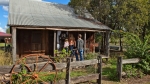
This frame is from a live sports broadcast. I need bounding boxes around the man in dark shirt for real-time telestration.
[75,34,84,61]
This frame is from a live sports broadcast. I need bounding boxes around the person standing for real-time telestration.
[64,39,69,52]
[75,34,84,61]
[69,34,76,56]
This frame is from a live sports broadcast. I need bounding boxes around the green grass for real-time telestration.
[0,43,6,47]
[102,58,118,81]
[0,50,12,65]
[0,43,11,47]
[12,67,96,84]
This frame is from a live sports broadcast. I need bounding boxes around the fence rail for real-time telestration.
[0,57,102,84]
[117,57,140,81]
[0,59,98,74]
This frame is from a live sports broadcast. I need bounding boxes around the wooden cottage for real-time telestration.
[8,0,111,63]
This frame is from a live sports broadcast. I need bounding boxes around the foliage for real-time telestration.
[102,58,118,81]
[11,58,56,84]
[42,66,97,82]
[123,32,150,74]
[69,0,150,37]
[6,27,10,34]
[12,58,30,84]
[95,33,102,42]
[85,52,98,60]
[123,64,144,78]
[11,64,30,84]
[0,50,12,65]
[54,48,71,62]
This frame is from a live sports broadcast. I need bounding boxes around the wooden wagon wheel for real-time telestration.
[10,54,57,84]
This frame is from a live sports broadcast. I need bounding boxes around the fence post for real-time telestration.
[117,56,122,81]
[97,56,102,84]
[66,58,71,84]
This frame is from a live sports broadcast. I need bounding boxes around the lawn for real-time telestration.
[0,43,6,47]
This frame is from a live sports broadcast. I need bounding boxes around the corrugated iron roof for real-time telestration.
[8,0,111,30]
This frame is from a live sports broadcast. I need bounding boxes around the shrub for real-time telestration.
[54,49,71,62]
[123,64,144,78]
[123,32,150,74]
[85,52,98,60]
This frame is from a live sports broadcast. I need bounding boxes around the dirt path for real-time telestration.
[102,75,150,84]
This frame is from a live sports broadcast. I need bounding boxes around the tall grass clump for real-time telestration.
[0,50,12,65]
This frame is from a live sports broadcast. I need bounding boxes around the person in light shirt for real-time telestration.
[64,39,69,52]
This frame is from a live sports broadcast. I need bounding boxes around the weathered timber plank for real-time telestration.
[117,57,122,81]
[71,74,98,84]
[0,59,98,74]
[54,31,56,56]
[84,32,86,55]
[53,74,99,84]
[66,58,71,84]
[12,27,16,64]
[70,59,97,68]
[0,64,34,74]
[55,80,65,84]
[122,58,140,64]
[0,66,12,74]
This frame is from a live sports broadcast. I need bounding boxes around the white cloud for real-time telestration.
[3,15,8,18]
[4,26,8,29]
[0,27,5,32]
[2,6,8,11]
[0,0,9,6]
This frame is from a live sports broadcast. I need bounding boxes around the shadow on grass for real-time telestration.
[102,66,119,81]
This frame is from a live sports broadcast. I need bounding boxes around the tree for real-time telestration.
[69,0,150,50]
[123,32,150,74]
[69,0,150,35]
[6,27,10,34]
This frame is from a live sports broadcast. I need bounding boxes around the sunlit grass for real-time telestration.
[0,50,12,65]
[0,43,5,47]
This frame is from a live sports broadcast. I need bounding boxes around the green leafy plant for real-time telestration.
[85,52,98,60]
[123,32,150,74]
[102,58,118,81]
[54,49,71,62]
[11,60,30,84]
[123,65,137,78]
[123,64,144,78]
[11,58,56,84]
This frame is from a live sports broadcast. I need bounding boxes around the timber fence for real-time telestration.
[117,56,140,81]
[0,56,102,84]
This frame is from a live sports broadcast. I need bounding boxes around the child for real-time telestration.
[64,39,69,52]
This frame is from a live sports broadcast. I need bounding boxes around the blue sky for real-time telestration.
[0,0,70,32]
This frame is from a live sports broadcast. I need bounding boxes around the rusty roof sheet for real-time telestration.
[0,32,11,37]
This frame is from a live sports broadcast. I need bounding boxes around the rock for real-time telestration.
[122,72,127,78]
[61,69,66,72]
